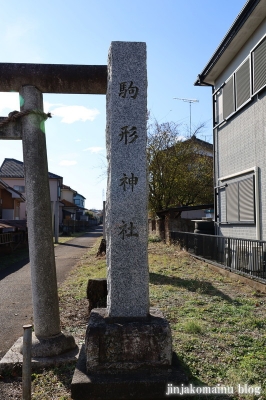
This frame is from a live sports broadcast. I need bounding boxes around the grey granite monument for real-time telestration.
[71,42,186,400]
[105,41,149,318]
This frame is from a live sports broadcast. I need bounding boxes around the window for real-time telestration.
[253,36,266,94]
[235,58,250,109]
[226,176,255,223]
[223,76,235,119]
[215,90,223,125]
[13,185,25,193]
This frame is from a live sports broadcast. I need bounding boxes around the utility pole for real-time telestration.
[173,98,199,137]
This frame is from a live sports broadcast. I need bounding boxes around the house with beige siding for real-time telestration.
[0,178,25,220]
[0,158,63,236]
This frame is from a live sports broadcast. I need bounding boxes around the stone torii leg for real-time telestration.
[19,85,75,357]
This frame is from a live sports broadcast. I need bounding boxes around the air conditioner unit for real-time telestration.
[251,246,264,272]
[234,245,250,271]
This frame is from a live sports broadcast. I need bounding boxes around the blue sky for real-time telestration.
[0,0,246,209]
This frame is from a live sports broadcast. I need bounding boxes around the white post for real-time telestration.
[22,324,32,400]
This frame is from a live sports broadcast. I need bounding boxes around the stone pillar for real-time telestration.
[102,200,106,240]
[165,211,175,244]
[156,217,165,241]
[51,200,55,238]
[106,41,149,318]
[54,200,59,244]
[20,85,75,356]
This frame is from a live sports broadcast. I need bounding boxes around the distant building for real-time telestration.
[0,178,25,220]
[73,193,87,220]
[60,184,78,221]
[0,158,62,235]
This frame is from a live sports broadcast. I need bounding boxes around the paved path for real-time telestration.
[0,226,103,359]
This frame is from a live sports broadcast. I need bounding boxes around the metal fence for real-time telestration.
[61,219,99,234]
[170,231,266,282]
[0,231,27,251]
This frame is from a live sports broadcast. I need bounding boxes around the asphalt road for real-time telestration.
[0,226,103,359]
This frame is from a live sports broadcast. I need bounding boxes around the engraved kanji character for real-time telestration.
[119,173,138,191]
[119,81,139,99]
[119,126,138,144]
[118,221,139,239]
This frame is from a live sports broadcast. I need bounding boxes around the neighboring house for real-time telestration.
[195,0,266,241]
[73,193,87,220]
[60,184,78,220]
[186,136,213,157]
[0,178,25,220]
[0,158,63,234]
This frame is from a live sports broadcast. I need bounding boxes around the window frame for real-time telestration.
[225,175,255,224]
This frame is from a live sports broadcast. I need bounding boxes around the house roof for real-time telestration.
[188,136,213,151]
[0,178,26,201]
[61,184,77,193]
[0,219,27,229]
[195,0,266,86]
[74,192,86,199]
[0,158,62,180]
[60,199,78,208]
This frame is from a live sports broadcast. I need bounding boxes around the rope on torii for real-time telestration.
[0,110,52,128]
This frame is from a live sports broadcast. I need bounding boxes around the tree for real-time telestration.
[147,119,213,214]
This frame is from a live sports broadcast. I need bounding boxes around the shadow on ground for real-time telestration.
[150,272,239,304]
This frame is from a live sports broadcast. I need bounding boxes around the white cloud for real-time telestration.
[51,105,100,124]
[75,139,81,142]
[44,101,64,113]
[0,93,20,114]
[59,160,77,166]
[83,147,104,153]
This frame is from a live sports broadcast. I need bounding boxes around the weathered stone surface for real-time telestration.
[87,279,107,313]
[20,85,61,338]
[106,41,149,318]
[71,346,188,400]
[28,332,76,358]
[0,63,107,94]
[0,336,80,373]
[85,308,172,372]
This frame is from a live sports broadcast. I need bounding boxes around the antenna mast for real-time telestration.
[173,98,199,137]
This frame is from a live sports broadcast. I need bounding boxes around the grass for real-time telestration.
[3,239,266,399]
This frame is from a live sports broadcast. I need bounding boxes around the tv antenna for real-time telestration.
[173,98,199,137]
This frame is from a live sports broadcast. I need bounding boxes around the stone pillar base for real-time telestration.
[71,308,188,399]
[19,332,76,357]
[71,347,188,400]
[85,308,172,372]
